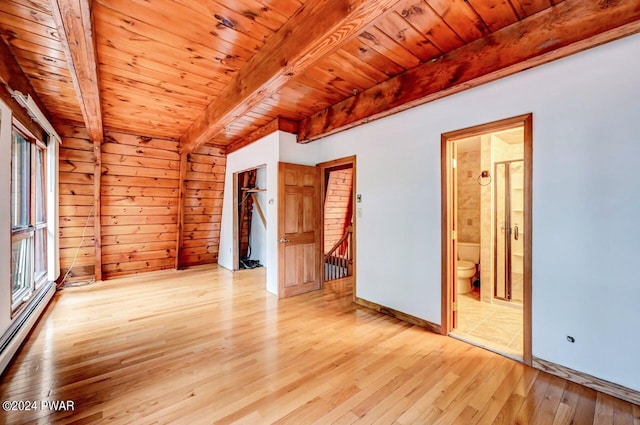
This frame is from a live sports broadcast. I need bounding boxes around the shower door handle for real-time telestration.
[513,224,519,241]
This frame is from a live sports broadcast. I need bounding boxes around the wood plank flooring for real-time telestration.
[1,265,638,424]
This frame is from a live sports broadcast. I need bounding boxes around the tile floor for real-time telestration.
[450,291,523,360]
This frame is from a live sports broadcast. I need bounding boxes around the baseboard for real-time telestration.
[533,357,640,405]
[0,282,55,375]
[354,297,442,334]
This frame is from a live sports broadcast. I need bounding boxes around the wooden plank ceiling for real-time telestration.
[1,0,639,152]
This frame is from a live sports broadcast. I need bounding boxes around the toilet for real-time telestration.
[457,242,480,294]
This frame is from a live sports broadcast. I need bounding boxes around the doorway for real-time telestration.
[233,166,266,272]
[441,114,532,363]
[318,156,356,291]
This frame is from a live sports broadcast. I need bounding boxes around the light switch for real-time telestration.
[357,208,363,218]
[356,194,362,203]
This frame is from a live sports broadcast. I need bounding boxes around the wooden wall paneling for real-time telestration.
[323,168,353,253]
[180,145,227,267]
[298,0,640,142]
[93,130,102,280]
[100,131,180,278]
[175,153,187,269]
[57,124,95,283]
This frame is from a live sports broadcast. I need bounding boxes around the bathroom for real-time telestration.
[451,126,525,360]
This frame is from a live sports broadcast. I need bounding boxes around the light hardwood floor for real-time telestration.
[1,265,638,424]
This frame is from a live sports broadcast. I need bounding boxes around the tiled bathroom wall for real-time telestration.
[456,145,481,243]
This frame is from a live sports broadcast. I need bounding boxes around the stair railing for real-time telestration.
[324,225,353,282]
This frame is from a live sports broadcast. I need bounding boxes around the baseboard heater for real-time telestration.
[0,282,55,375]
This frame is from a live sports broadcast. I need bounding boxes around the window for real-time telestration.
[11,128,47,313]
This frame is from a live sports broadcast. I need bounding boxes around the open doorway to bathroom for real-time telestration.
[441,114,532,364]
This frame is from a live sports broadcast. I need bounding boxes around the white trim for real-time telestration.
[47,138,60,282]
[9,90,61,144]
[0,283,54,375]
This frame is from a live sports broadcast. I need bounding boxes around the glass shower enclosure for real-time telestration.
[494,160,524,303]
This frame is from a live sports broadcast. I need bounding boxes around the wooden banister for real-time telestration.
[324,225,353,282]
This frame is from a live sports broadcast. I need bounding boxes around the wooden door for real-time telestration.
[278,162,321,298]
[451,143,458,329]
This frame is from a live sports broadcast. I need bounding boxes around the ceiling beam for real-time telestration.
[178,0,405,154]
[297,0,640,142]
[225,118,298,154]
[0,38,46,140]
[50,0,103,143]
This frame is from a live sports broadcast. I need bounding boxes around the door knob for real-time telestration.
[279,238,290,243]
[513,224,519,241]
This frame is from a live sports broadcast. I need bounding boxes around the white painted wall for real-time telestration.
[248,166,266,265]
[279,131,319,165]
[218,132,280,294]
[0,100,13,336]
[277,33,640,391]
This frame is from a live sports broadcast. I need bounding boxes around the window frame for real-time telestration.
[10,126,48,315]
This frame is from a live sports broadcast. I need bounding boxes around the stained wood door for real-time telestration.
[278,162,321,298]
[451,143,458,329]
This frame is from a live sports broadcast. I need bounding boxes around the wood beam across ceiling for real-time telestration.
[225,118,298,154]
[297,0,640,142]
[50,0,103,143]
[178,0,406,154]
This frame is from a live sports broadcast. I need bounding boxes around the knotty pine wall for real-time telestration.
[323,167,353,254]
[100,131,180,278]
[58,125,96,282]
[180,145,226,267]
[57,128,226,280]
